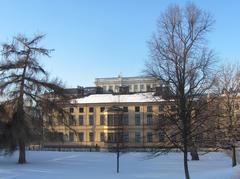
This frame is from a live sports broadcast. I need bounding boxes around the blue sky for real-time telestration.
[0,0,239,87]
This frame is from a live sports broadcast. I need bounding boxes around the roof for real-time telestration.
[95,76,159,85]
[71,92,163,104]
[95,75,155,81]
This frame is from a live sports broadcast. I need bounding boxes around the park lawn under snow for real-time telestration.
[0,151,239,179]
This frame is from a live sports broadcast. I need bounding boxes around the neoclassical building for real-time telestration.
[95,76,161,93]
[43,92,178,149]
[43,76,240,150]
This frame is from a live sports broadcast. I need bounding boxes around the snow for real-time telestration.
[0,151,237,179]
[72,92,163,104]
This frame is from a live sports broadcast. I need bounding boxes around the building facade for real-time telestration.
[43,76,240,150]
[43,92,177,149]
[95,76,160,93]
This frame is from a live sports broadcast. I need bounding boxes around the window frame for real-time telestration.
[70,107,74,113]
[79,132,84,142]
[69,132,74,142]
[147,105,153,112]
[147,114,153,126]
[123,106,128,112]
[100,115,105,125]
[79,107,84,113]
[135,106,140,112]
[135,132,141,143]
[135,114,141,126]
[89,107,94,113]
[100,107,105,113]
[89,115,94,125]
[100,132,105,142]
[89,132,94,142]
[147,132,153,143]
[123,114,129,125]
[79,115,84,125]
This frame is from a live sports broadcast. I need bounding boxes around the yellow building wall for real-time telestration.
[44,102,173,148]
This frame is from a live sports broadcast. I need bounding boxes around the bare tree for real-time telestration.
[215,64,240,167]
[0,34,68,164]
[145,3,215,179]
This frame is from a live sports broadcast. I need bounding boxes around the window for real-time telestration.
[147,132,153,143]
[118,132,124,142]
[69,132,74,142]
[135,114,141,126]
[134,84,138,92]
[135,106,140,112]
[129,85,132,91]
[47,132,56,141]
[123,114,129,125]
[70,107,74,113]
[159,131,165,142]
[117,117,123,125]
[100,107,105,113]
[64,134,68,141]
[159,105,164,112]
[69,115,76,125]
[102,86,107,91]
[108,133,115,143]
[89,115,94,125]
[147,114,153,126]
[135,132,141,143]
[107,114,114,126]
[100,115,105,125]
[140,84,144,91]
[108,86,113,91]
[147,106,152,112]
[89,132,94,142]
[100,132,105,142]
[79,115,84,125]
[79,132,84,142]
[89,107,94,113]
[123,106,128,112]
[57,132,64,142]
[146,85,151,91]
[79,107,84,113]
[123,132,129,143]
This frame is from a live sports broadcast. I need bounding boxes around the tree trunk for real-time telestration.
[117,150,120,173]
[184,146,190,179]
[190,147,199,161]
[18,139,26,164]
[232,145,237,167]
[17,54,27,164]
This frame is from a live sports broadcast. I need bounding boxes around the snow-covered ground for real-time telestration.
[0,151,239,179]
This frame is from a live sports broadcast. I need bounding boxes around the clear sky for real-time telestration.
[0,0,239,87]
